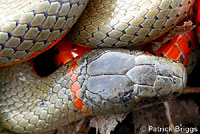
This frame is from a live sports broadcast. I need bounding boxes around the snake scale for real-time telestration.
[0,0,195,133]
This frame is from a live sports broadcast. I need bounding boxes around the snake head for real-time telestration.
[0,48,187,133]
[77,49,187,115]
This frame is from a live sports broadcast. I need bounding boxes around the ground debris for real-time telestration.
[89,114,128,134]
[132,98,200,134]
[147,20,196,52]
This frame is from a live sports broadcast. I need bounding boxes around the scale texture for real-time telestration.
[0,0,89,65]
[67,0,194,47]
[0,49,186,133]
[0,0,194,133]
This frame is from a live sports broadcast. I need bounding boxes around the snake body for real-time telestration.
[196,0,200,43]
[0,0,195,65]
[0,0,195,133]
[67,0,194,47]
[0,0,89,66]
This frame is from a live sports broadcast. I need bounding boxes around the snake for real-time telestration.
[0,0,196,133]
[196,0,200,43]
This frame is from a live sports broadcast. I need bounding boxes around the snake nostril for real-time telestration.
[120,92,132,103]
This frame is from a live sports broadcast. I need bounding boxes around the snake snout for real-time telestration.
[153,58,187,99]
[81,50,187,114]
[125,55,187,104]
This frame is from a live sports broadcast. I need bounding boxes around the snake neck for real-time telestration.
[0,61,88,133]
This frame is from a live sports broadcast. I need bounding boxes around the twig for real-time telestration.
[184,87,200,93]
[163,102,176,134]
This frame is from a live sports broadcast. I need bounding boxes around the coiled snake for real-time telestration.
[0,0,195,133]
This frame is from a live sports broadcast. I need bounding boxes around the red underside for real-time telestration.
[156,31,196,66]
[196,0,200,40]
